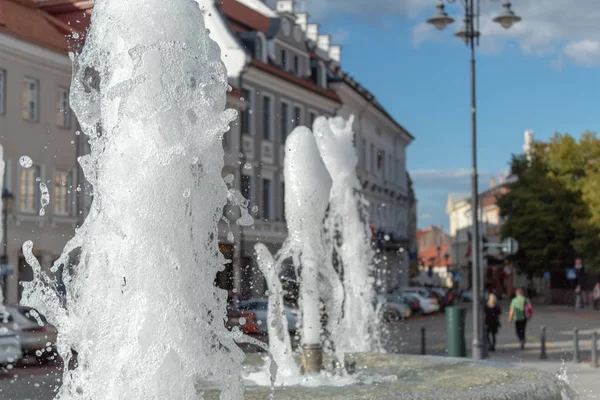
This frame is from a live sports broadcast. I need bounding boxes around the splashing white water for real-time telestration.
[20,0,246,398]
[314,116,380,353]
[255,243,299,378]
[19,155,33,168]
[39,182,50,216]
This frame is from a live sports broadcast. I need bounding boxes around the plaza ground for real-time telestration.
[1,303,599,399]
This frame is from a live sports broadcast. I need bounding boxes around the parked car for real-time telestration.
[460,290,490,303]
[0,326,22,367]
[429,287,454,309]
[375,294,412,322]
[0,306,57,359]
[400,293,422,315]
[236,299,299,334]
[394,288,440,314]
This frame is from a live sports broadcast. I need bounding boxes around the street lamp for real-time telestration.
[1,188,14,298]
[426,0,521,361]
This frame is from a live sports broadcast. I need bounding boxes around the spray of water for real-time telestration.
[20,0,247,398]
[314,116,380,353]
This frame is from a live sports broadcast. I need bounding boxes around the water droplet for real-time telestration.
[75,130,81,136]
[183,188,191,198]
[239,317,246,326]
[224,174,234,184]
[39,182,50,216]
[227,231,234,242]
[19,156,33,168]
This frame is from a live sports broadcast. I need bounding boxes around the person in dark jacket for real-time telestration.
[485,293,502,351]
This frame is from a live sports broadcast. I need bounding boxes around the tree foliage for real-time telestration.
[499,132,600,274]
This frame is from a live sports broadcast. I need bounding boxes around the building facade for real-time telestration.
[0,0,82,304]
[2,0,416,303]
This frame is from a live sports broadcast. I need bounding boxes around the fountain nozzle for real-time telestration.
[302,343,323,374]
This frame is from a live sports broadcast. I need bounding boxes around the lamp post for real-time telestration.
[426,0,521,360]
[1,188,14,298]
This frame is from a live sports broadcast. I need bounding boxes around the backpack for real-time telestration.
[525,299,533,319]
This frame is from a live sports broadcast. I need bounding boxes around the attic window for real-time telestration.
[255,33,267,62]
[317,61,327,89]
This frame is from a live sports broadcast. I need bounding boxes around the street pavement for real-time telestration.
[2,302,599,399]
[381,301,600,399]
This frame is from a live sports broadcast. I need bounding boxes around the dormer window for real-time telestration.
[317,61,327,88]
[255,33,267,63]
[281,50,288,70]
[293,55,300,77]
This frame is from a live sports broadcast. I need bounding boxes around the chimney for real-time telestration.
[296,12,309,31]
[306,23,319,41]
[276,0,295,14]
[329,45,342,63]
[490,177,496,188]
[317,34,330,52]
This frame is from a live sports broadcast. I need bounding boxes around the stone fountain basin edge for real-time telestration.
[200,352,577,400]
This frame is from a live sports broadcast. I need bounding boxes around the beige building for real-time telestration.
[0,0,81,304]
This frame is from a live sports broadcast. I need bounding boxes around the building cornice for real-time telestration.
[0,32,72,73]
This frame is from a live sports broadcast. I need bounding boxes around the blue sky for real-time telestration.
[296,0,600,231]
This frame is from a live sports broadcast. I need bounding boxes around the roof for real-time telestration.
[0,0,71,53]
[448,192,471,204]
[235,0,276,17]
[249,59,341,103]
[36,0,93,42]
[218,0,271,34]
[419,244,452,266]
[335,69,415,141]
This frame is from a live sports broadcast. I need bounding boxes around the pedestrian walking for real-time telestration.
[485,293,501,352]
[508,288,531,350]
[575,284,583,310]
[593,282,600,311]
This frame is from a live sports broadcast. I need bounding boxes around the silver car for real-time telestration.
[375,294,412,321]
[0,306,58,359]
[0,326,21,367]
[236,299,299,334]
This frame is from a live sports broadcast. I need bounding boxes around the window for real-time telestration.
[262,179,272,219]
[241,174,253,206]
[293,55,300,76]
[281,182,286,221]
[23,78,39,121]
[309,111,317,128]
[0,69,5,115]
[293,106,302,127]
[56,88,71,128]
[317,62,327,88]
[377,151,384,174]
[20,166,41,213]
[262,96,272,140]
[241,89,252,135]
[281,50,288,70]
[280,102,289,140]
[255,37,264,61]
[54,169,73,215]
[361,139,366,168]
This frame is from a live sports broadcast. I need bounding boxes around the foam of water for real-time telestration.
[243,356,397,388]
[20,0,246,398]
[313,116,379,353]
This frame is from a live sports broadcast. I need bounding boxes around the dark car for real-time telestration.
[429,287,454,310]
[401,294,421,315]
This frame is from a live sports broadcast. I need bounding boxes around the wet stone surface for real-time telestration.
[202,353,576,400]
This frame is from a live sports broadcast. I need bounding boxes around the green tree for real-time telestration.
[542,132,600,270]
[498,152,579,277]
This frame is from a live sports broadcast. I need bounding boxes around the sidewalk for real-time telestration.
[490,349,599,399]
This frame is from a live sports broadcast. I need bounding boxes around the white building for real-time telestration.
[0,0,82,304]
[333,77,414,292]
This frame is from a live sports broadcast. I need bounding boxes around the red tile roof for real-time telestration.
[218,0,270,33]
[37,0,92,44]
[0,0,72,53]
[419,244,452,266]
[250,59,341,103]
